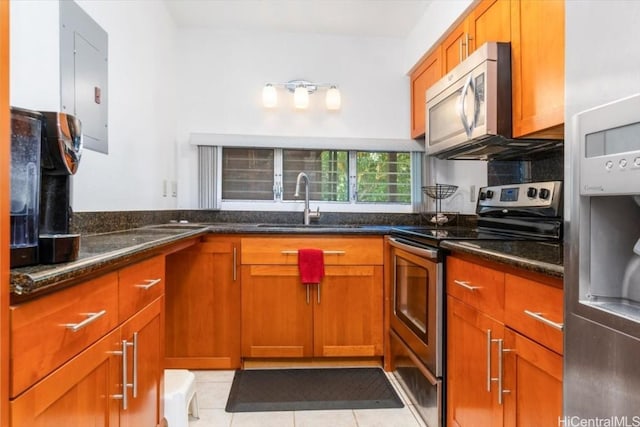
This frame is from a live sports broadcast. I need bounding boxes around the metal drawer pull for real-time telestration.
[281,250,345,255]
[135,278,162,290]
[453,279,479,291]
[524,310,564,331]
[64,310,107,332]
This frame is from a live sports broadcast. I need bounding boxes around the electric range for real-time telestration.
[391,181,563,247]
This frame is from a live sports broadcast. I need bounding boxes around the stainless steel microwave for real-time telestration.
[426,42,512,160]
[426,41,562,160]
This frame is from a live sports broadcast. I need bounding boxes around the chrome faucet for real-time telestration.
[294,172,321,225]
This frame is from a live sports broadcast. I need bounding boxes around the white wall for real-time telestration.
[10,0,178,212]
[11,0,478,213]
[175,29,411,208]
[403,0,473,73]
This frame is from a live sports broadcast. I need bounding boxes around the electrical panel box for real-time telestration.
[60,1,108,154]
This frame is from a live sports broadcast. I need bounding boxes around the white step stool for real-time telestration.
[164,369,199,427]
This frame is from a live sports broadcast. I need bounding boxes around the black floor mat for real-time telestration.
[225,367,404,412]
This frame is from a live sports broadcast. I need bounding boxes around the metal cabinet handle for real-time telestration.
[465,33,471,58]
[135,278,161,290]
[486,329,492,392]
[233,246,237,282]
[454,279,479,292]
[317,283,321,304]
[306,285,310,305]
[281,250,345,255]
[132,332,139,398]
[524,310,564,331]
[491,338,513,405]
[64,310,107,332]
[112,339,134,410]
[459,39,464,62]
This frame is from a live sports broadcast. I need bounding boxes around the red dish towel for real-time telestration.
[298,248,325,284]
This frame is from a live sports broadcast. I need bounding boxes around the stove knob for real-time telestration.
[635,157,640,167]
[527,187,538,198]
[619,158,628,169]
[479,191,487,200]
[486,190,494,199]
[539,188,551,200]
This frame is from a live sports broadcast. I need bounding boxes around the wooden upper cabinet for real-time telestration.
[511,0,565,138]
[410,48,441,138]
[442,0,510,74]
[441,21,468,74]
[468,0,511,53]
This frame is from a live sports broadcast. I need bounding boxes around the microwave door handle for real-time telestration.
[458,74,473,137]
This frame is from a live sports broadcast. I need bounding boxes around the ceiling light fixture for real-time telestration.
[262,79,341,111]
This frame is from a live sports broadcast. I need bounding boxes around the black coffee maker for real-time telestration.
[38,112,83,264]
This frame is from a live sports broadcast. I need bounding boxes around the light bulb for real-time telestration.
[262,84,277,108]
[294,85,309,109]
[326,86,341,110]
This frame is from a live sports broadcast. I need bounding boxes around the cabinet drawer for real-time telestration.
[241,236,383,265]
[119,255,165,322]
[446,256,505,319]
[10,273,119,397]
[505,274,563,354]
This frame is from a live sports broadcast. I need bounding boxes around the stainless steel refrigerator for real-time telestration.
[565,1,640,421]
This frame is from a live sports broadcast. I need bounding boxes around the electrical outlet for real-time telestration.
[162,180,167,197]
[171,181,177,198]
[470,185,476,202]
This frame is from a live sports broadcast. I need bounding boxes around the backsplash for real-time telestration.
[487,148,564,185]
[72,210,431,234]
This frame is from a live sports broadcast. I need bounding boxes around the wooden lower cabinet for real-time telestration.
[241,264,383,359]
[119,297,163,427]
[503,328,562,427]
[447,296,504,427]
[165,236,241,369]
[446,254,563,427]
[11,297,163,427]
[11,328,121,426]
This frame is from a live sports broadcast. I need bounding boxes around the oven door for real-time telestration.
[389,237,443,378]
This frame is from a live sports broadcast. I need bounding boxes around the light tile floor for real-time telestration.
[187,370,427,427]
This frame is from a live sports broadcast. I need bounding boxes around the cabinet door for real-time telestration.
[410,48,441,138]
[441,21,468,73]
[447,296,503,427]
[11,328,121,427]
[511,0,564,138]
[241,265,313,358]
[503,328,562,427]
[119,298,163,427]
[165,236,240,369]
[467,0,510,53]
[313,265,383,357]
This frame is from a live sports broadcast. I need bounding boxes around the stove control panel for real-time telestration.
[477,181,562,216]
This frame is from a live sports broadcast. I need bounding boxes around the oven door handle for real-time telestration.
[388,237,439,259]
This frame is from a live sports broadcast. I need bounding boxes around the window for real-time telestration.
[221,148,274,200]
[356,152,411,203]
[214,147,417,211]
[282,150,348,202]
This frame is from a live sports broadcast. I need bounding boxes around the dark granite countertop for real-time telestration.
[9,223,391,300]
[440,240,564,279]
[10,221,563,300]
